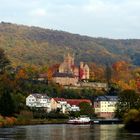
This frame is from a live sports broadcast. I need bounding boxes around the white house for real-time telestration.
[51,98,70,114]
[94,96,118,119]
[26,94,51,112]
[51,98,81,114]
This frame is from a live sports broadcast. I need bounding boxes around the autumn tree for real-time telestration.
[47,64,59,80]
[89,63,105,81]
[25,64,39,79]
[132,68,140,91]
[15,68,28,80]
[112,61,133,90]
[112,61,130,82]
[115,90,140,118]
[124,109,140,130]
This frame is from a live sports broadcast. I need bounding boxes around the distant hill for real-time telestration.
[0,22,140,67]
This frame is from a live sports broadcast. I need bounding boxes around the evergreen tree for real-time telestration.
[79,102,95,117]
[105,63,112,87]
[0,88,15,116]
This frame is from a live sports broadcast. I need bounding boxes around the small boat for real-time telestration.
[67,116,91,124]
[91,119,123,124]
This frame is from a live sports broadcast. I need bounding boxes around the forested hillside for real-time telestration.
[0,22,140,67]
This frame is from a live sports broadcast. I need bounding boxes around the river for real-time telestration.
[0,124,140,140]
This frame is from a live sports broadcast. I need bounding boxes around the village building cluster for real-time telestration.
[26,94,118,119]
[29,53,117,119]
[26,94,91,114]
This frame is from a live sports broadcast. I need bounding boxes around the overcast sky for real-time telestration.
[0,0,140,39]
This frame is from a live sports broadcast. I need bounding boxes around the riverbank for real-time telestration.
[0,116,17,127]
[15,118,68,126]
[123,109,140,132]
[0,116,68,127]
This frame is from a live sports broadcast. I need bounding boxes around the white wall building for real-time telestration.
[26,94,51,112]
[94,96,118,119]
[51,98,81,114]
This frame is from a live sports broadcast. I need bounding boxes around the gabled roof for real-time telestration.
[95,96,118,101]
[83,64,89,69]
[30,93,50,99]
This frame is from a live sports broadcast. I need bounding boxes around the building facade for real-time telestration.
[26,94,51,112]
[52,53,90,85]
[94,96,118,119]
[52,73,78,86]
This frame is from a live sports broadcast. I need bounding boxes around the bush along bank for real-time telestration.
[0,110,69,127]
[0,115,17,127]
[124,109,140,131]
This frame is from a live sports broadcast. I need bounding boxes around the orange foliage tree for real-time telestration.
[15,68,28,80]
[89,63,105,81]
[47,64,59,81]
[112,61,134,90]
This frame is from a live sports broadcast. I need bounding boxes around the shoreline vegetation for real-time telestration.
[0,115,68,127]
[123,109,140,131]
[1,113,140,132]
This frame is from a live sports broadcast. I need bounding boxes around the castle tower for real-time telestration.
[64,53,74,66]
[59,53,75,73]
[83,64,90,79]
[79,62,90,80]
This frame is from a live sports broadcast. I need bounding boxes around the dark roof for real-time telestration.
[95,96,118,101]
[30,94,50,99]
[53,72,75,78]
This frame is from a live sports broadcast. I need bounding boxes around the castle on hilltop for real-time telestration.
[52,53,90,85]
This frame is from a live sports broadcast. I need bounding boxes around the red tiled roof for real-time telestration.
[53,98,66,102]
[66,99,92,106]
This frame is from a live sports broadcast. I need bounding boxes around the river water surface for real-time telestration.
[0,124,140,140]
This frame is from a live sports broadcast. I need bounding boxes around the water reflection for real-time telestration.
[0,124,140,140]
